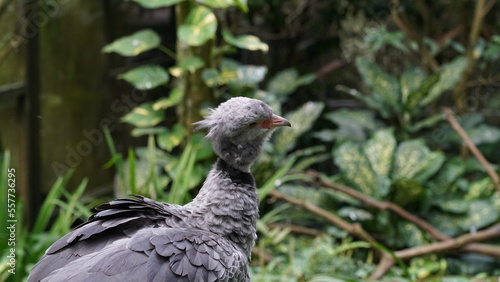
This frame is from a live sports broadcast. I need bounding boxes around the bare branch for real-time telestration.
[305,171,450,241]
[443,108,500,192]
[269,190,380,246]
[268,223,326,237]
[370,224,500,279]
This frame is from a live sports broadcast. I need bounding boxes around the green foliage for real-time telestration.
[315,109,382,143]
[102,29,161,56]
[332,128,445,202]
[32,1,500,280]
[118,65,170,90]
[178,6,217,46]
[198,0,248,11]
[222,30,269,52]
[121,102,165,127]
[251,234,376,282]
[431,113,500,148]
[130,0,185,8]
[0,153,91,282]
[336,56,468,138]
[169,56,205,77]
[273,102,324,155]
[364,26,406,52]
[153,88,183,110]
[323,123,500,263]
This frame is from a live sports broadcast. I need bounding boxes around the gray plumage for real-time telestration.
[28,97,290,282]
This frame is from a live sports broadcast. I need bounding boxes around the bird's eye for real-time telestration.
[249,122,258,126]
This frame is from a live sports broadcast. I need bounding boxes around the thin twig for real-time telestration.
[389,0,439,71]
[305,171,450,241]
[443,108,500,192]
[268,223,326,237]
[315,59,345,79]
[370,224,500,279]
[302,171,500,279]
[452,0,493,113]
[269,190,381,246]
[251,248,272,264]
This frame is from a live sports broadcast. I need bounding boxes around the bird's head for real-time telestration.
[194,97,291,171]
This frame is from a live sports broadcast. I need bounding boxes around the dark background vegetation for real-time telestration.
[1,0,500,281]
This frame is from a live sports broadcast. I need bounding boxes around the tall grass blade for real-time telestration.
[104,128,125,193]
[128,149,136,194]
[0,150,11,252]
[258,156,297,201]
[31,170,74,234]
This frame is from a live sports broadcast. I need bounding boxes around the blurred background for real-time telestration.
[1,0,500,281]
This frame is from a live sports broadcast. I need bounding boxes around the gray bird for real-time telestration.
[28,97,291,282]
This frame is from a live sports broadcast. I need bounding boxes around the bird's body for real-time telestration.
[28,97,290,282]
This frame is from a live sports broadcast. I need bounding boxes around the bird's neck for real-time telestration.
[213,138,265,172]
[187,158,259,256]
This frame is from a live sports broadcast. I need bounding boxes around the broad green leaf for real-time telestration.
[458,112,483,128]
[400,66,426,103]
[118,65,169,90]
[278,184,331,210]
[274,102,324,154]
[267,68,299,96]
[315,109,382,143]
[234,0,248,12]
[334,142,390,199]
[404,72,440,113]
[465,177,494,200]
[337,207,373,221]
[131,127,168,137]
[153,88,183,110]
[178,6,217,46]
[202,68,222,87]
[363,128,396,177]
[122,102,165,127]
[220,58,240,70]
[202,62,266,87]
[397,222,426,247]
[364,26,406,52]
[407,113,445,133]
[466,124,500,145]
[197,0,248,11]
[413,151,445,182]
[295,73,316,86]
[392,139,430,179]
[464,200,498,231]
[421,56,467,106]
[222,30,268,52]
[428,212,462,237]
[157,124,186,152]
[439,199,469,214]
[429,157,465,195]
[197,0,237,8]
[355,57,401,111]
[203,68,238,87]
[179,56,205,72]
[103,29,160,56]
[266,68,315,99]
[391,178,425,206]
[130,0,185,8]
[169,56,205,76]
[216,59,267,85]
[335,85,391,118]
[233,65,267,85]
